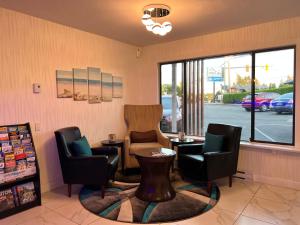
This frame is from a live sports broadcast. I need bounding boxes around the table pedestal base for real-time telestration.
[135,156,176,202]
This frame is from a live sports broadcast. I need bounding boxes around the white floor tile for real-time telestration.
[234,216,274,225]
[243,197,300,225]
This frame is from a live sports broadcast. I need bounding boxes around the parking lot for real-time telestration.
[204,104,293,143]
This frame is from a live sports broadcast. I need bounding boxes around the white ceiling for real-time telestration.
[0,0,300,46]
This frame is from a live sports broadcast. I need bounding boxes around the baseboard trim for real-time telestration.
[243,173,300,190]
[41,179,63,193]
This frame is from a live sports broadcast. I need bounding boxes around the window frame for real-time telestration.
[159,45,296,146]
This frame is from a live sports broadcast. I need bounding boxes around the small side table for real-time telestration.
[170,138,195,150]
[101,139,125,174]
[170,138,195,171]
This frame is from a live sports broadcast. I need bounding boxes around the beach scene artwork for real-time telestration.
[113,76,123,98]
[73,68,88,101]
[56,70,73,98]
[101,72,113,102]
[88,67,102,104]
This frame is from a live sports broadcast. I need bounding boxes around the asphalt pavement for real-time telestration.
[203,104,293,144]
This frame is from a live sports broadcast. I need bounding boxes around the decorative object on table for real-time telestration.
[101,139,125,174]
[56,70,73,98]
[135,148,176,202]
[87,67,102,104]
[73,68,88,101]
[54,127,119,198]
[112,76,123,98]
[79,177,220,223]
[124,104,170,169]
[178,131,185,141]
[0,123,41,219]
[101,72,113,102]
[108,134,116,142]
[178,123,242,191]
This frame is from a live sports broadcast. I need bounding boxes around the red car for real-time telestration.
[241,92,280,112]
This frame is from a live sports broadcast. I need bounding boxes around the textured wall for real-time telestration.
[0,8,138,192]
[140,17,300,188]
[1,6,300,191]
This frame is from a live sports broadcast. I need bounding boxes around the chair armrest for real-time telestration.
[203,151,232,160]
[68,155,108,165]
[203,151,234,180]
[91,146,118,155]
[177,143,204,155]
[67,155,109,173]
[157,132,170,147]
[124,135,131,149]
[64,155,110,184]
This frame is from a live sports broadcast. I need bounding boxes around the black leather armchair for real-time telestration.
[178,123,242,189]
[54,127,119,198]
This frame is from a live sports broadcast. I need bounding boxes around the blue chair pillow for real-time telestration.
[70,136,92,156]
[203,132,224,153]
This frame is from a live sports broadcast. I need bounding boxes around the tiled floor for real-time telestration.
[1,178,300,225]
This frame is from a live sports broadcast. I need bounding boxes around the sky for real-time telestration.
[161,49,294,94]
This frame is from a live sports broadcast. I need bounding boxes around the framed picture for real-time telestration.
[113,76,123,98]
[73,68,88,101]
[101,72,113,102]
[56,70,73,98]
[88,67,102,104]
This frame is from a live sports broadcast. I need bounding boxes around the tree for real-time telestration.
[176,83,183,97]
[236,74,251,86]
[161,84,172,95]
[161,83,183,96]
[269,83,276,89]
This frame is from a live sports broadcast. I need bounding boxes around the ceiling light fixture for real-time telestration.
[141,4,172,36]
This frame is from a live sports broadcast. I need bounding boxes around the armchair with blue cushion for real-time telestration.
[54,127,119,198]
[177,123,242,190]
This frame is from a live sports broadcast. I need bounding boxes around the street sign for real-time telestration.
[207,67,224,82]
[208,76,224,82]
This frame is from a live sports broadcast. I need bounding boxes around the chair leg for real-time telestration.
[101,185,105,198]
[68,184,72,197]
[229,175,233,187]
[207,181,212,195]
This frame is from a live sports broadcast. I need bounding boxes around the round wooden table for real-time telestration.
[135,148,176,202]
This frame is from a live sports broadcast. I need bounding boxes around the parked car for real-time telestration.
[270,92,294,114]
[161,95,182,132]
[241,92,280,112]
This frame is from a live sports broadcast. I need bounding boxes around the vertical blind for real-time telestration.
[185,60,202,136]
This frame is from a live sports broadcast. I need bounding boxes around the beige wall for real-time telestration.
[0,8,138,192]
[139,17,300,189]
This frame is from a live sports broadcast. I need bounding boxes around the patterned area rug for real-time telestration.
[79,176,220,223]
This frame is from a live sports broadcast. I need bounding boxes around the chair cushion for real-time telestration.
[203,132,224,153]
[130,130,157,143]
[129,142,163,155]
[70,136,92,156]
[181,154,204,162]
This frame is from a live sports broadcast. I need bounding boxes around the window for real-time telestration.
[160,46,295,145]
[160,63,184,133]
[253,48,295,144]
[203,54,252,141]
